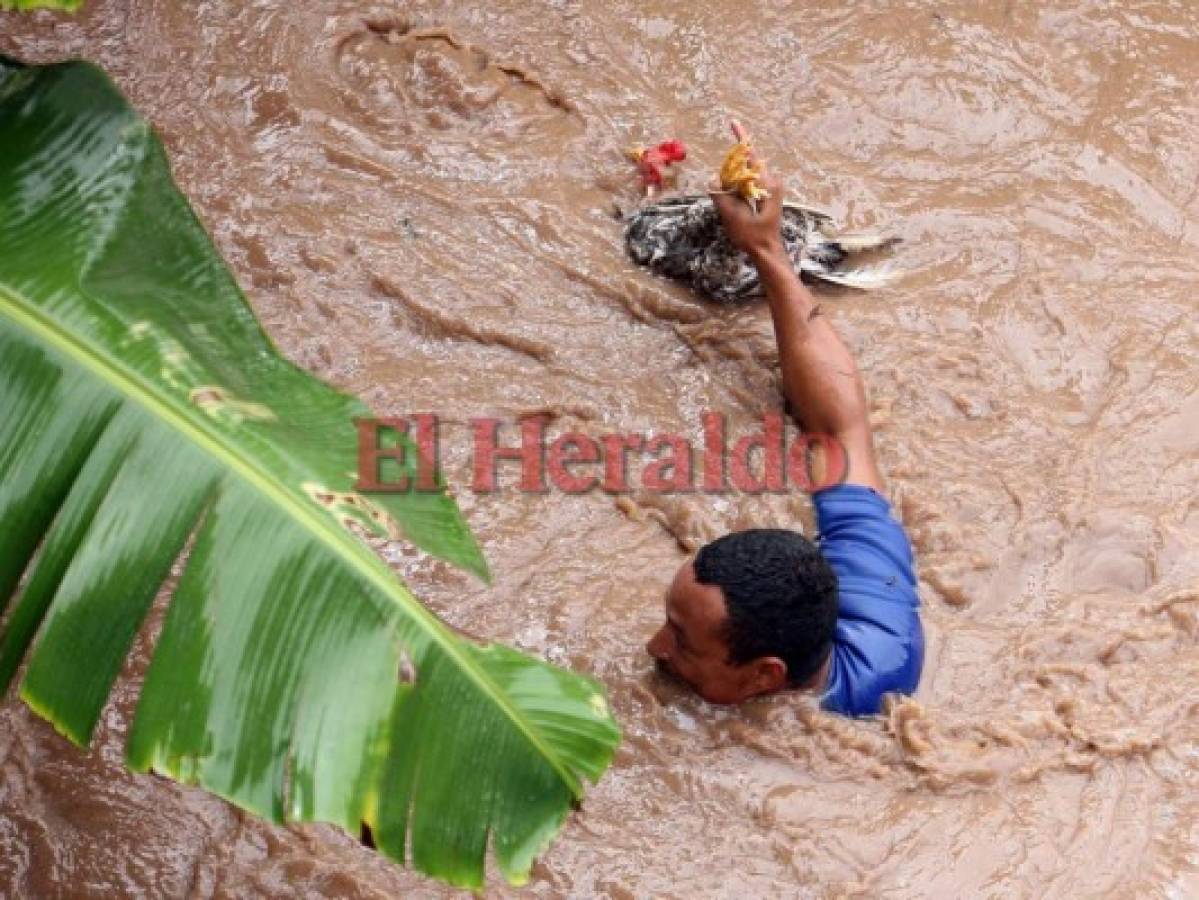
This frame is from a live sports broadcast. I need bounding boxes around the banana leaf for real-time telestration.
[0,56,620,889]
[0,0,82,11]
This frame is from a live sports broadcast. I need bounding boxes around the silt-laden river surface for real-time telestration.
[2,1,1198,896]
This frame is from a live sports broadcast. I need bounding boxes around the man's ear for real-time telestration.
[750,656,789,695]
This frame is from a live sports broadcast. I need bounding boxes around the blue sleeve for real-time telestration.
[814,484,924,716]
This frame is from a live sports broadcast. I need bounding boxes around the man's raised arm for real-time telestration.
[710,126,884,492]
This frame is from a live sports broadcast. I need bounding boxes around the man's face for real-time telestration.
[646,560,781,704]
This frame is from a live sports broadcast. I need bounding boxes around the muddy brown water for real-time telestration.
[3,1,1199,897]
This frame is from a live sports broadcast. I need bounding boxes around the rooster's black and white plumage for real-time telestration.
[624,195,899,303]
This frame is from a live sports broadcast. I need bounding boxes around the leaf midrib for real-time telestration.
[0,282,582,797]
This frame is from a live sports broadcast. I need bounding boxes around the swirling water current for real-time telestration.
[2,1,1198,896]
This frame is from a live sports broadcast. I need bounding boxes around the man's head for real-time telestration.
[646,528,838,704]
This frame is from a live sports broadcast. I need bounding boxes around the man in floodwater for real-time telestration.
[646,130,923,716]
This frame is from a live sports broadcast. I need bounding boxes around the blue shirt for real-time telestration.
[814,484,923,716]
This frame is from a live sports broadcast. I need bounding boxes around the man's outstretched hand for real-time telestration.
[708,121,784,259]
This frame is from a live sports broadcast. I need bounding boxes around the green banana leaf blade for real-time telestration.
[0,0,82,11]
[0,56,620,889]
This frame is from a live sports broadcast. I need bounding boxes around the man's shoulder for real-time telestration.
[813,483,923,716]
[813,483,916,583]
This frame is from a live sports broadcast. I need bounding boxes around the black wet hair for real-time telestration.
[694,528,838,686]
